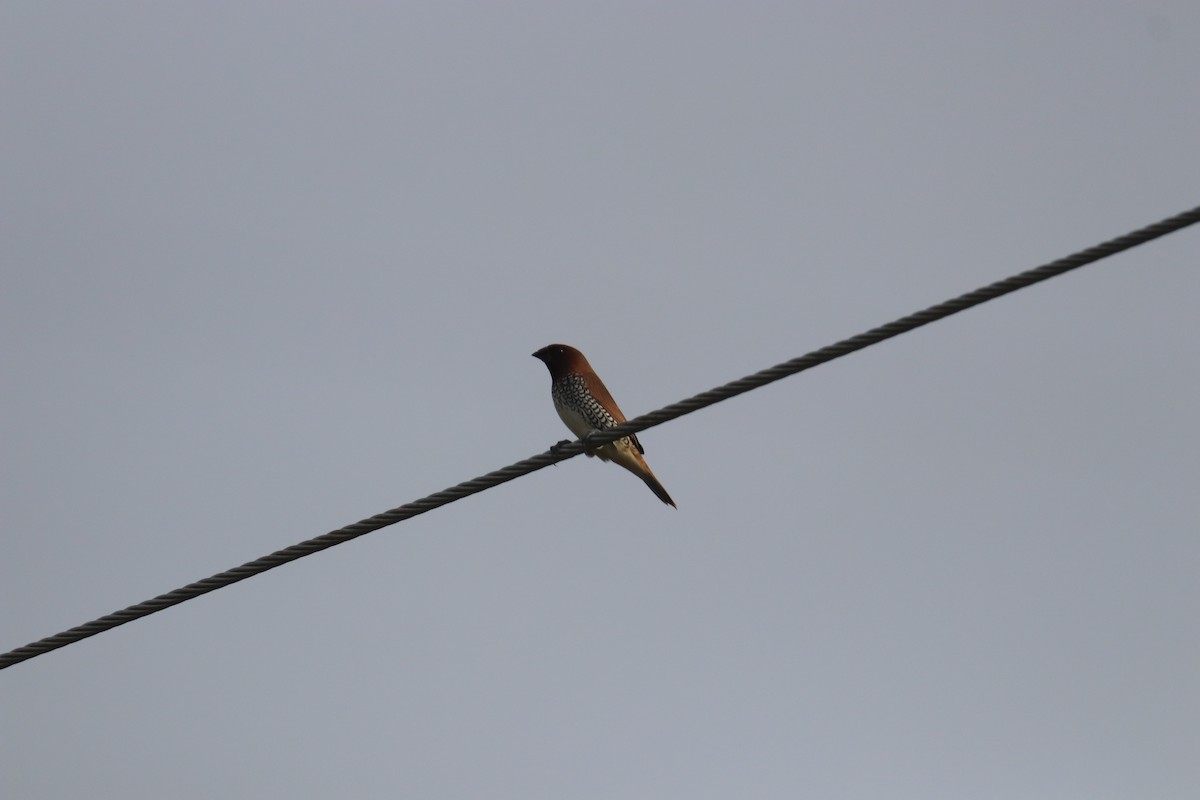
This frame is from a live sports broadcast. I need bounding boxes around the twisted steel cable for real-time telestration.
[3,203,1198,671]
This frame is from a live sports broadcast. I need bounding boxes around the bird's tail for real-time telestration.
[641,471,677,508]
[607,440,677,508]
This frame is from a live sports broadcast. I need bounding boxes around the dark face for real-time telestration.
[532,344,572,364]
[532,343,586,378]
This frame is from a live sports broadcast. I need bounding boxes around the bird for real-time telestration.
[532,344,676,508]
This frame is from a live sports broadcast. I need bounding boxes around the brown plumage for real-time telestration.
[532,344,676,508]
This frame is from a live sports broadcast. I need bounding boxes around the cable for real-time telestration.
[3,204,1198,671]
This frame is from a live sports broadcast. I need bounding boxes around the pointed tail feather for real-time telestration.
[641,473,677,508]
[610,441,677,508]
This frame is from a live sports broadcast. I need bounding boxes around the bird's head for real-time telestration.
[532,343,590,379]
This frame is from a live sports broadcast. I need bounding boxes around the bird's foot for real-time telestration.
[549,439,574,455]
[580,431,606,457]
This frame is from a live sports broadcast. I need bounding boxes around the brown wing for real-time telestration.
[581,370,626,424]
[583,370,646,454]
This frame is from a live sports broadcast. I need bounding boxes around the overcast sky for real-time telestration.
[3,3,1198,798]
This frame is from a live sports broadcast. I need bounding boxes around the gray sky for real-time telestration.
[3,3,1197,798]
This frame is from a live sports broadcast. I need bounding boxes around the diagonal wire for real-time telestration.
[3,204,1199,671]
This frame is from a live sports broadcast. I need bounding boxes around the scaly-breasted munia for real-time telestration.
[533,344,676,508]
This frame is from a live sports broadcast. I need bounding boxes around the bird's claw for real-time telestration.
[580,431,607,457]
[549,439,574,455]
